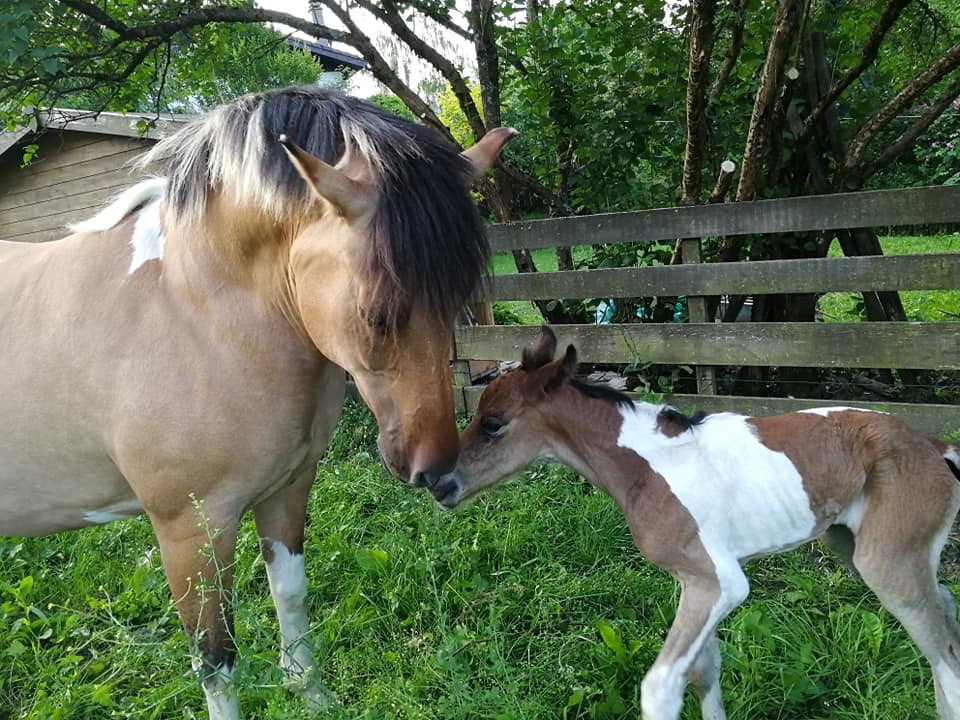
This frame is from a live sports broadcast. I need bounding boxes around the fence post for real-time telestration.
[450,358,471,415]
[680,238,717,395]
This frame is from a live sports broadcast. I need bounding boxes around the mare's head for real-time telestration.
[142,88,514,484]
[429,326,581,507]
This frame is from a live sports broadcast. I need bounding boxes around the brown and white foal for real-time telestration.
[430,327,960,720]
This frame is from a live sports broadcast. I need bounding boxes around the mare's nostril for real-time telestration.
[411,471,440,489]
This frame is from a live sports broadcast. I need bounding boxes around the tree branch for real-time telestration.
[402,0,473,41]
[708,0,748,107]
[796,0,914,146]
[859,71,960,181]
[320,1,453,141]
[60,0,351,44]
[681,0,718,204]
[735,0,798,203]
[356,0,486,140]
[840,42,960,185]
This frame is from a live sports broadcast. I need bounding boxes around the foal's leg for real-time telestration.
[852,491,960,719]
[640,559,749,720]
[152,506,242,720]
[253,469,336,711]
[688,632,726,720]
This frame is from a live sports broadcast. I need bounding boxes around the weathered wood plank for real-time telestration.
[460,386,960,437]
[1,226,66,244]
[21,135,148,173]
[454,322,960,370]
[487,186,960,252]
[0,175,133,223]
[0,194,120,240]
[39,108,189,142]
[488,253,960,300]
[0,146,146,199]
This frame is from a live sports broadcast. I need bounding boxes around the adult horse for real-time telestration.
[0,87,514,719]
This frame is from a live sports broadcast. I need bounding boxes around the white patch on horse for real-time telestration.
[201,665,239,720]
[68,177,167,234]
[128,198,165,273]
[83,498,143,525]
[263,540,316,684]
[616,406,818,563]
[797,406,881,416]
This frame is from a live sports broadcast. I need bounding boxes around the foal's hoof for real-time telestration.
[298,681,340,715]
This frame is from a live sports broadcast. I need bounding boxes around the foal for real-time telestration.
[430,327,960,720]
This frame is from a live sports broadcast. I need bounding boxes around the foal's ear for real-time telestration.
[461,127,518,181]
[522,326,557,369]
[278,134,372,220]
[543,344,578,394]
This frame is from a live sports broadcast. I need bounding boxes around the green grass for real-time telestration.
[819,235,960,322]
[1,402,954,719]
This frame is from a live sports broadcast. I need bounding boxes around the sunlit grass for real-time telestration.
[1,402,954,718]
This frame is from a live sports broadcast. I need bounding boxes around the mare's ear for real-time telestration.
[461,127,518,181]
[522,326,557,369]
[278,134,372,220]
[543,344,577,394]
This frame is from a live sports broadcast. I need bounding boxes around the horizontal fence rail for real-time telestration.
[487,185,960,251]
[455,186,960,438]
[455,323,960,371]
[488,253,960,300]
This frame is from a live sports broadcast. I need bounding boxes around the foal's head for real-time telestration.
[429,327,582,507]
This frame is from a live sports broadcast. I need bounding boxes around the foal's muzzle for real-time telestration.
[426,474,461,508]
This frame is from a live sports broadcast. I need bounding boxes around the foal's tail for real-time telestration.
[933,440,960,482]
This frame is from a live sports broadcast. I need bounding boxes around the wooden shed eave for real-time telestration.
[0,108,193,162]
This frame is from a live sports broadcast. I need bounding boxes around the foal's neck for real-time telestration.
[546,389,690,512]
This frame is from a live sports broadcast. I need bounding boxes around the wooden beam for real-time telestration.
[486,185,960,252]
[454,322,960,370]
[487,253,960,300]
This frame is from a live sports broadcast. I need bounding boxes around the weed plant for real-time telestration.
[1,402,954,718]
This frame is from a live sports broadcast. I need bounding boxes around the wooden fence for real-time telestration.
[452,185,960,438]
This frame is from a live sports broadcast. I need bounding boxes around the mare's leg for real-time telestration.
[253,469,336,711]
[688,632,726,720]
[152,506,241,720]
[640,558,748,720]
[851,484,960,720]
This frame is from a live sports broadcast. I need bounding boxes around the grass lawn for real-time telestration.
[492,235,960,325]
[1,402,952,719]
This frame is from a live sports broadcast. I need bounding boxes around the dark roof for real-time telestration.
[286,37,367,71]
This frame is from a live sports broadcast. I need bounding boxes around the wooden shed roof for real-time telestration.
[0,108,192,161]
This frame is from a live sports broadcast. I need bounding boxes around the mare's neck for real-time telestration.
[162,193,305,338]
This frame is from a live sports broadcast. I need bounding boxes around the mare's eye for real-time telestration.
[361,305,392,335]
[480,416,508,437]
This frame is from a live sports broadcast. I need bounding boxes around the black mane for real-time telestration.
[569,377,635,407]
[141,86,489,327]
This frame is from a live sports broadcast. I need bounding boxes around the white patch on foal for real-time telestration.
[616,406,818,563]
[67,177,167,274]
[83,498,143,525]
[797,406,880,417]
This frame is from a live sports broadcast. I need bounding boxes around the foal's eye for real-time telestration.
[479,416,508,437]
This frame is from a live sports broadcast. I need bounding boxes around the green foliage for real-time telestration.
[437,82,483,148]
[0,1,325,125]
[161,23,327,112]
[500,0,683,213]
[1,402,953,718]
[366,93,417,121]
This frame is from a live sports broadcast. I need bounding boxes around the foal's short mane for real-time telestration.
[569,377,634,407]
[138,86,488,326]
